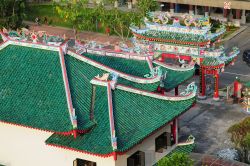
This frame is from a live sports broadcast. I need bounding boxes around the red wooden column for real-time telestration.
[175,86,179,96]
[213,70,220,101]
[236,9,241,19]
[170,3,175,13]
[160,54,165,62]
[171,118,177,144]
[205,6,209,16]
[234,78,240,98]
[73,130,78,138]
[223,9,228,18]
[199,66,206,99]
[189,5,194,14]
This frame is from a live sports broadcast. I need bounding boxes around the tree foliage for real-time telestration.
[55,0,89,39]
[136,0,159,17]
[158,152,194,166]
[243,133,250,150]
[0,0,26,29]
[54,0,158,41]
[228,117,250,163]
[228,117,250,148]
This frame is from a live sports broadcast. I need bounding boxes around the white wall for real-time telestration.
[0,123,115,166]
[115,124,176,166]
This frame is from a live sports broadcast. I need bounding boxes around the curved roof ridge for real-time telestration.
[91,79,196,101]
[153,60,195,71]
[67,50,161,84]
[0,40,10,51]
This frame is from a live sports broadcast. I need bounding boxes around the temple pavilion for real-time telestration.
[0,28,197,166]
[129,12,240,100]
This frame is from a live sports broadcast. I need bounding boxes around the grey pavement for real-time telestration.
[179,101,249,155]
[221,26,250,88]
[175,26,250,162]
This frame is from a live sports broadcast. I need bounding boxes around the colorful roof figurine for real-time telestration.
[127,11,240,66]
[0,29,197,157]
[130,12,225,46]
[1,28,64,46]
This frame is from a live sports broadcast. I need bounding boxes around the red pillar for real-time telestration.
[189,5,193,11]
[234,79,239,97]
[204,6,209,16]
[223,9,228,18]
[200,67,206,97]
[157,86,165,95]
[175,86,178,96]
[205,6,209,12]
[170,3,175,9]
[236,9,241,19]
[160,54,165,62]
[213,71,219,100]
[73,129,77,138]
[171,119,177,144]
[113,152,117,161]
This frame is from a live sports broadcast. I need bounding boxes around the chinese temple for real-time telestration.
[0,28,197,166]
[129,12,240,100]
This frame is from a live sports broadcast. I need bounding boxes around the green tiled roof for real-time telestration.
[153,143,195,166]
[0,45,72,132]
[138,30,207,42]
[81,53,194,91]
[46,84,196,154]
[82,53,151,77]
[245,81,250,88]
[202,57,223,66]
[117,78,159,91]
[64,54,106,130]
[46,86,112,154]
[79,53,162,91]
[167,143,196,156]
[154,64,195,90]
[0,44,196,155]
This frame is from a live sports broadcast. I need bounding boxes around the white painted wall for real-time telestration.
[0,123,115,166]
[115,125,176,166]
[0,122,175,166]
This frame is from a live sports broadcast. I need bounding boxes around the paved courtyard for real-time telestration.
[179,99,248,155]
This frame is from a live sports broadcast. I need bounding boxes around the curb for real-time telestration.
[221,25,248,42]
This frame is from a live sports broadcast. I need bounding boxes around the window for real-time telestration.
[127,151,145,166]
[155,132,174,153]
[155,132,167,153]
[73,158,96,166]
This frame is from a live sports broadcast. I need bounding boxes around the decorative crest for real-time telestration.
[180,82,197,96]
[144,66,163,78]
[95,73,109,81]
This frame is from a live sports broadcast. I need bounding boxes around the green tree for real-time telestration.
[0,0,26,29]
[228,117,250,162]
[110,9,141,41]
[136,0,159,17]
[243,133,250,150]
[55,0,88,39]
[158,152,194,166]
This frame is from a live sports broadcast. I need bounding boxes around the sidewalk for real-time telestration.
[222,25,248,42]
[24,21,124,46]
